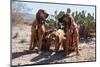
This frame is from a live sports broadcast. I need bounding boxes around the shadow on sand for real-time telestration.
[30,50,72,65]
[12,50,37,59]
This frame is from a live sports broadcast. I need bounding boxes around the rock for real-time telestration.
[12,33,18,39]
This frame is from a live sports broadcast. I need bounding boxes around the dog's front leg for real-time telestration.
[45,38,51,50]
[37,35,43,54]
[55,37,60,52]
[62,39,67,51]
[74,37,79,56]
[73,29,79,56]
[55,43,60,52]
[37,28,43,51]
[29,34,34,50]
[29,25,36,50]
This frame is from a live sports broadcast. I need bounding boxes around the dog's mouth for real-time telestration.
[39,17,45,21]
[39,17,46,23]
[52,37,56,41]
[51,40,56,45]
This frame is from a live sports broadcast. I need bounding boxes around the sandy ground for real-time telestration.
[11,24,96,66]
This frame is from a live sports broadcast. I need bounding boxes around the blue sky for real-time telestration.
[13,1,96,16]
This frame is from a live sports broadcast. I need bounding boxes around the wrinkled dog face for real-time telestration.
[58,14,72,27]
[49,34,57,45]
[36,9,49,22]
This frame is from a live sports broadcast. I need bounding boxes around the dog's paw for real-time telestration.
[37,50,42,54]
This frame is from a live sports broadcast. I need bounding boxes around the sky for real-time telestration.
[12,1,96,16]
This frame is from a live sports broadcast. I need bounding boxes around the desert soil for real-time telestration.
[11,24,96,66]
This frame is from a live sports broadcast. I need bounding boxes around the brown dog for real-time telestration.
[58,14,79,55]
[46,29,66,52]
[29,9,49,52]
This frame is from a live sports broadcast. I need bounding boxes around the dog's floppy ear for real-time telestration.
[36,10,39,20]
[36,9,43,19]
[44,10,49,18]
[46,13,49,18]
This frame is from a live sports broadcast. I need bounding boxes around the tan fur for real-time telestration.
[63,26,79,55]
[47,29,67,52]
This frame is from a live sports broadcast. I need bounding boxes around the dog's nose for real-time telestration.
[52,38,55,40]
[64,35,67,37]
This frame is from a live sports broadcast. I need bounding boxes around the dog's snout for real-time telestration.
[39,13,45,18]
[52,38,55,40]
[51,37,56,41]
